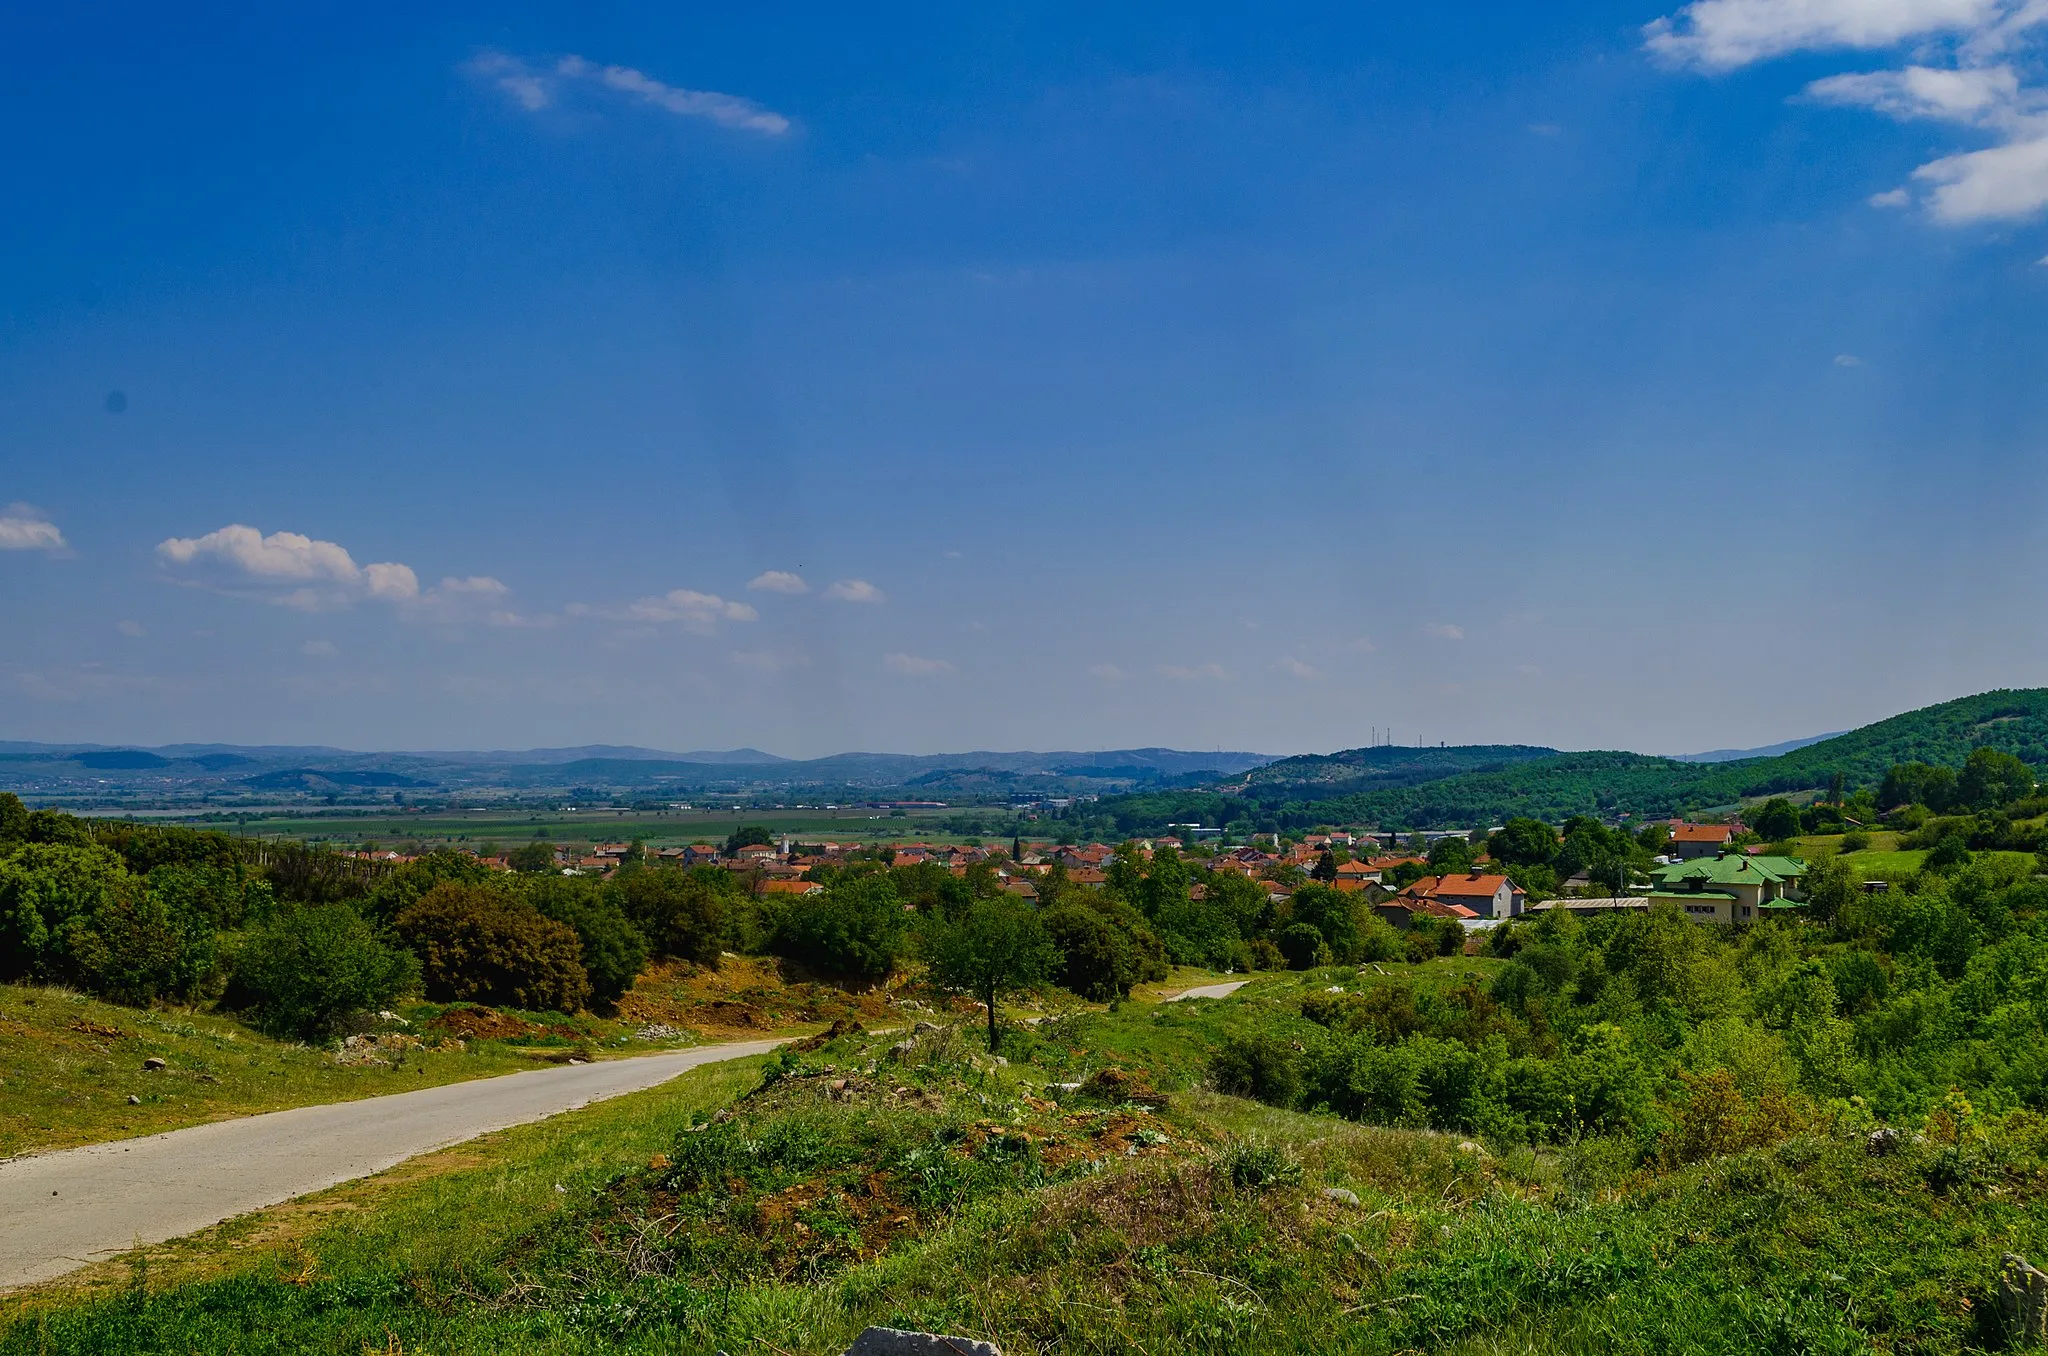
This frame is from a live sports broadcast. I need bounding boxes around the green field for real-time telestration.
[143,806,986,854]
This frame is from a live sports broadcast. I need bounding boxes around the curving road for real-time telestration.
[0,1039,783,1292]
[1163,979,1250,1002]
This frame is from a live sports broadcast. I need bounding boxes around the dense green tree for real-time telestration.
[922,897,1061,1052]
[1489,818,1561,868]
[1959,747,2035,810]
[1750,798,1802,843]
[0,793,31,842]
[612,866,731,966]
[394,881,591,1013]
[724,825,778,855]
[523,874,649,1010]
[509,841,557,873]
[1039,896,1166,1000]
[230,904,418,1040]
[766,872,907,982]
[0,841,130,981]
[1426,835,1474,873]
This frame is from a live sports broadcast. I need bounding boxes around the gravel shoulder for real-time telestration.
[0,1039,782,1292]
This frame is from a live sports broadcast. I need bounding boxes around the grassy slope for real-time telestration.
[8,964,2045,1354]
[0,956,874,1159]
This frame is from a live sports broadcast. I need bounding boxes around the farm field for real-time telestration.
[145,806,984,854]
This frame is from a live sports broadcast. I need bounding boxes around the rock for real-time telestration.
[1049,1081,1084,1095]
[1866,1127,1903,1157]
[830,1078,848,1091]
[142,1057,167,1071]
[1322,1187,1361,1206]
[2000,1254,2048,1344]
[913,1021,941,1034]
[1456,1140,1489,1157]
[127,1095,141,1105]
[843,1327,1001,1356]
[887,1039,917,1060]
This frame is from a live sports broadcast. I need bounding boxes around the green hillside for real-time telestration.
[1069,688,2048,833]
[1238,743,1558,797]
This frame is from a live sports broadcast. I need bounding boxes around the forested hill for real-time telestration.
[1065,687,2048,834]
[1236,744,1559,798]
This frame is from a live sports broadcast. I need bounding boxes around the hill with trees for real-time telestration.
[1067,688,2048,834]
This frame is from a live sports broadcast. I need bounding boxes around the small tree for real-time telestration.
[509,840,557,873]
[923,898,1061,1053]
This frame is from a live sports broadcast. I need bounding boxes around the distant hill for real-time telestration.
[1072,688,2048,833]
[1668,732,1845,763]
[1238,744,1560,801]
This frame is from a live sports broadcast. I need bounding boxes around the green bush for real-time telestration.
[765,873,908,981]
[1839,830,1871,854]
[524,875,648,1010]
[230,904,419,1040]
[63,885,217,1006]
[0,841,129,981]
[1277,922,1327,970]
[610,865,729,965]
[1041,897,1167,1000]
[395,881,591,1013]
[1209,1033,1302,1107]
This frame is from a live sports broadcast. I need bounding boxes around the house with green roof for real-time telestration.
[1645,853,1806,923]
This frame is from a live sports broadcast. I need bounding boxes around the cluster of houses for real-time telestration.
[344,815,1803,927]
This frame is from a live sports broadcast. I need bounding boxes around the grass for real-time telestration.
[0,954,876,1160]
[10,960,2047,1354]
[14,957,2045,1354]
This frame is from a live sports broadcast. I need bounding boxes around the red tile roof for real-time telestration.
[1671,823,1734,843]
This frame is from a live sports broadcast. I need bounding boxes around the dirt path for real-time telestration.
[1162,979,1250,1002]
[0,1039,783,1292]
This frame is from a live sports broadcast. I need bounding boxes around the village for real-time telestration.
[345,813,1807,932]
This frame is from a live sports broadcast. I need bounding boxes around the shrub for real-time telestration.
[524,875,648,1010]
[1041,898,1167,1000]
[0,841,130,981]
[611,865,729,965]
[231,903,419,1040]
[1278,922,1328,970]
[395,881,591,1013]
[1210,1033,1302,1107]
[1925,834,1973,873]
[1840,830,1872,854]
[63,886,217,1006]
[765,873,908,981]
[1218,1138,1303,1190]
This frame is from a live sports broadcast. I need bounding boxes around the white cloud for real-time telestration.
[1649,0,2048,224]
[115,620,143,637]
[0,504,66,553]
[747,570,808,594]
[1914,133,2048,219]
[1345,636,1378,653]
[885,652,956,677]
[1645,0,2005,70]
[1159,663,1228,681]
[1808,63,2022,121]
[1087,663,1129,680]
[1426,622,1466,641]
[1835,353,1865,366]
[600,588,758,632]
[469,50,791,136]
[301,639,339,657]
[1275,657,1323,680]
[825,578,886,604]
[156,523,507,617]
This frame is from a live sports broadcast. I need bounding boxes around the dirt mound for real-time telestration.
[791,1017,865,1052]
[425,1007,546,1041]
[1077,1067,1170,1109]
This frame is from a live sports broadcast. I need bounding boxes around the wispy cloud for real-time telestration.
[0,504,68,553]
[1087,663,1128,681]
[572,588,757,633]
[156,523,508,618]
[1159,662,1228,681]
[468,51,792,136]
[1275,657,1323,680]
[115,620,143,637]
[301,639,339,657]
[1425,622,1466,641]
[885,652,956,677]
[747,570,808,594]
[732,648,812,672]
[825,578,886,604]
[1647,0,2048,222]
[1835,353,1865,366]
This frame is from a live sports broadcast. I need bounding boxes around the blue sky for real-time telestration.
[5,0,2048,758]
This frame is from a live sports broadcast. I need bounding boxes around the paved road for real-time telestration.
[0,1039,784,1292]
[1163,980,1250,1002]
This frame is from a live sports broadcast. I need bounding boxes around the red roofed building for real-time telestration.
[1398,873,1525,920]
[1669,823,1736,860]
